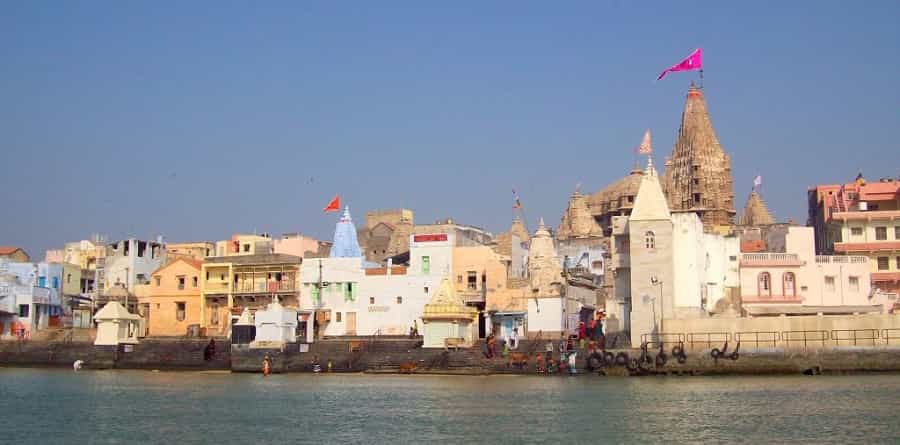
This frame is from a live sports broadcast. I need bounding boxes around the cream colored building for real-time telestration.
[166,242,213,261]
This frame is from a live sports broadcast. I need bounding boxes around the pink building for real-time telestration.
[739,226,881,315]
[273,233,330,258]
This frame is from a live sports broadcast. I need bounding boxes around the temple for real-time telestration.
[738,190,775,226]
[330,207,363,258]
[663,83,736,229]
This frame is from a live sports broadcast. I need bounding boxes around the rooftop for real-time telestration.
[205,253,302,266]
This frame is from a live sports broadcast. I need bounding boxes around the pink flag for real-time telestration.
[657,48,702,80]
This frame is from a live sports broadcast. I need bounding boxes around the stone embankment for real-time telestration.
[3,337,900,376]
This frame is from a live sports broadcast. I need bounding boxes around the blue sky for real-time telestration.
[2,1,898,256]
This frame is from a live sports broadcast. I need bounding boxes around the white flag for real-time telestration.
[753,175,762,188]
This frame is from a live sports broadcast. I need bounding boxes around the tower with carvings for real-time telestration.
[663,83,735,229]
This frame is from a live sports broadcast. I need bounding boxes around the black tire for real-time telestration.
[627,358,639,372]
[711,348,721,359]
[730,352,739,361]
[672,345,684,357]
[676,354,687,364]
[603,351,615,365]
[588,353,602,370]
[655,352,668,368]
[615,352,630,367]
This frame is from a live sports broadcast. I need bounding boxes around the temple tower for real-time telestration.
[527,218,562,298]
[330,207,363,258]
[556,187,603,241]
[738,190,775,226]
[663,83,735,229]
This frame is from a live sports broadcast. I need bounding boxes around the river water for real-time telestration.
[1,368,898,444]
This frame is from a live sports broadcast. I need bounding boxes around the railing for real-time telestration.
[734,331,780,348]
[781,330,828,348]
[459,289,486,304]
[881,329,900,345]
[830,329,879,346]
[233,281,296,293]
[640,333,685,348]
[204,282,230,293]
[742,253,800,262]
[815,255,869,264]
[685,332,731,350]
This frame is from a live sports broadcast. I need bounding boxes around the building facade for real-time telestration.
[135,258,203,336]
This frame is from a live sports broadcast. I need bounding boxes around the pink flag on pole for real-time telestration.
[657,48,702,80]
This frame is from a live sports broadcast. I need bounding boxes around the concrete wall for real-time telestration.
[274,236,321,258]
[628,218,674,347]
[527,297,563,334]
[663,314,900,349]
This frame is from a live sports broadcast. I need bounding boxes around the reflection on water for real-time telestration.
[1,369,898,444]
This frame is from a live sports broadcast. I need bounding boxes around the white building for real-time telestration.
[299,208,453,337]
[0,261,63,338]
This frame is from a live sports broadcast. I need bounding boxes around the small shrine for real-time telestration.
[421,278,478,348]
[251,302,298,347]
[93,302,141,346]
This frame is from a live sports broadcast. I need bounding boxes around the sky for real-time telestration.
[2,1,899,257]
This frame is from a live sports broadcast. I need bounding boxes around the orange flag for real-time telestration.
[323,195,340,213]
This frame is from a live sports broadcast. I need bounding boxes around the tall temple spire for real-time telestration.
[528,216,562,297]
[738,190,775,226]
[631,157,671,221]
[663,83,735,229]
[556,186,602,240]
[330,206,362,258]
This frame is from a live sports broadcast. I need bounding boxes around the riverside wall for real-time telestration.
[3,337,900,376]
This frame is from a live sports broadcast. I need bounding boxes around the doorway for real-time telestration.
[477,312,486,339]
[345,312,357,336]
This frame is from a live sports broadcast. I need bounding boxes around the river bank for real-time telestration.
[3,338,900,376]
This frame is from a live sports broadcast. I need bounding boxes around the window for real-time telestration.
[758,272,771,296]
[424,286,429,294]
[336,312,342,323]
[877,257,889,271]
[154,276,161,286]
[824,276,835,292]
[345,282,356,301]
[850,227,863,237]
[66,274,71,284]
[243,244,250,252]
[895,227,900,240]
[220,274,225,281]
[467,271,477,291]
[176,302,186,321]
[396,296,402,304]
[422,256,430,274]
[875,227,887,240]
[644,231,655,249]
[52,277,59,289]
[177,276,186,290]
[136,274,147,284]
[693,193,701,204]
[896,256,900,269]
[19,304,29,318]
[192,276,198,287]
[206,272,210,280]
[369,297,375,305]
[729,255,737,261]
[783,272,796,296]
[38,276,46,287]
[692,178,699,185]
[210,304,219,325]
[849,276,859,292]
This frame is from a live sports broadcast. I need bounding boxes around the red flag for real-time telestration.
[657,48,702,81]
[323,195,340,213]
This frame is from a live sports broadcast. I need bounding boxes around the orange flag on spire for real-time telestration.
[323,195,340,213]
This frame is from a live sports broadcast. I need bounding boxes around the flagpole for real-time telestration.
[699,69,704,89]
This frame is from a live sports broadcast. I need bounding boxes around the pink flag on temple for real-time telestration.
[657,48,702,80]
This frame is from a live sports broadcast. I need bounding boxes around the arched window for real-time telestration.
[783,272,796,296]
[758,272,771,297]
[644,231,655,249]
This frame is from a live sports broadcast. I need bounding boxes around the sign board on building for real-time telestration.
[368,306,390,313]
[413,234,448,243]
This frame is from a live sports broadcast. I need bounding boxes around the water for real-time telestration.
[1,369,898,444]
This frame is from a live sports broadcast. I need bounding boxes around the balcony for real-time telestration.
[740,253,804,267]
[833,241,900,253]
[204,282,230,294]
[815,255,868,264]
[459,288,486,304]
[233,281,296,294]
[833,210,900,221]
